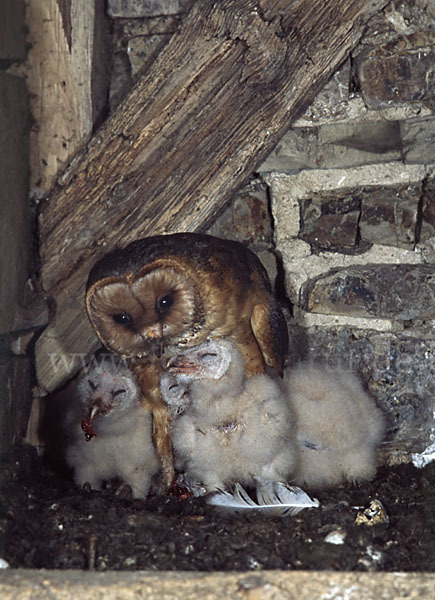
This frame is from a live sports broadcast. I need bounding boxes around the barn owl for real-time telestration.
[283,363,385,489]
[161,339,296,493]
[65,361,160,499]
[85,233,289,488]
[85,233,288,374]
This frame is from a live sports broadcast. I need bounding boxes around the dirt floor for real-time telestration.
[2,444,434,572]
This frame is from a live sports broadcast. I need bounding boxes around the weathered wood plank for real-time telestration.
[35,0,388,393]
[8,0,98,194]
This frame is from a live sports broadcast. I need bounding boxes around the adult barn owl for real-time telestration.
[65,362,160,499]
[85,233,288,374]
[85,233,289,487]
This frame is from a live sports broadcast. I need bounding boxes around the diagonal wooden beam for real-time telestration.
[35,0,388,393]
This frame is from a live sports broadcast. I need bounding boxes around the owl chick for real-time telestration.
[85,233,289,488]
[163,339,296,493]
[65,361,160,499]
[283,363,385,489]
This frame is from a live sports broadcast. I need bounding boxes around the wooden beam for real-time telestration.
[8,0,97,194]
[35,0,388,393]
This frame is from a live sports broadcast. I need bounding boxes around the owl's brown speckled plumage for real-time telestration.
[85,233,289,488]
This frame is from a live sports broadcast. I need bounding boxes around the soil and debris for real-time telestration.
[2,445,434,572]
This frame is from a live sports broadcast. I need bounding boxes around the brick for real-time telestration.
[420,179,435,242]
[127,34,173,75]
[259,121,402,173]
[299,193,360,252]
[401,116,435,164]
[304,264,435,320]
[207,180,272,248]
[357,31,435,109]
[359,184,420,249]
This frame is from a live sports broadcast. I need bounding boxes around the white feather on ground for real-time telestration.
[207,481,319,517]
[283,363,385,489]
[164,339,297,493]
[65,362,160,499]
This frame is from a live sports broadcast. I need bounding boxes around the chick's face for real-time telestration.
[78,366,139,421]
[86,267,197,359]
[166,339,232,383]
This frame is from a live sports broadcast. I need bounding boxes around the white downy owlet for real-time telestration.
[66,360,160,499]
[161,339,296,493]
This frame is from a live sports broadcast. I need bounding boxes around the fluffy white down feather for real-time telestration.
[65,363,160,499]
[164,339,296,492]
[283,363,385,489]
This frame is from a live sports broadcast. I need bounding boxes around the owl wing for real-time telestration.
[250,302,288,377]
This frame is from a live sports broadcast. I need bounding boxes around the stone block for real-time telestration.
[420,179,435,242]
[259,121,403,173]
[295,58,361,125]
[108,0,191,18]
[383,0,435,38]
[266,166,430,306]
[109,52,134,111]
[401,116,435,164]
[357,31,435,109]
[359,184,420,249]
[110,15,182,110]
[297,183,420,253]
[207,180,272,248]
[259,127,320,172]
[299,193,360,252]
[317,120,402,162]
[304,264,435,321]
[127,33,173,75]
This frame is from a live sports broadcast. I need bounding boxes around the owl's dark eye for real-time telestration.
[156,292,174,315]
[112,312,133,326]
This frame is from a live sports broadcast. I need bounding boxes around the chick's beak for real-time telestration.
[166,355,197,374]
[88,404,102,420]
